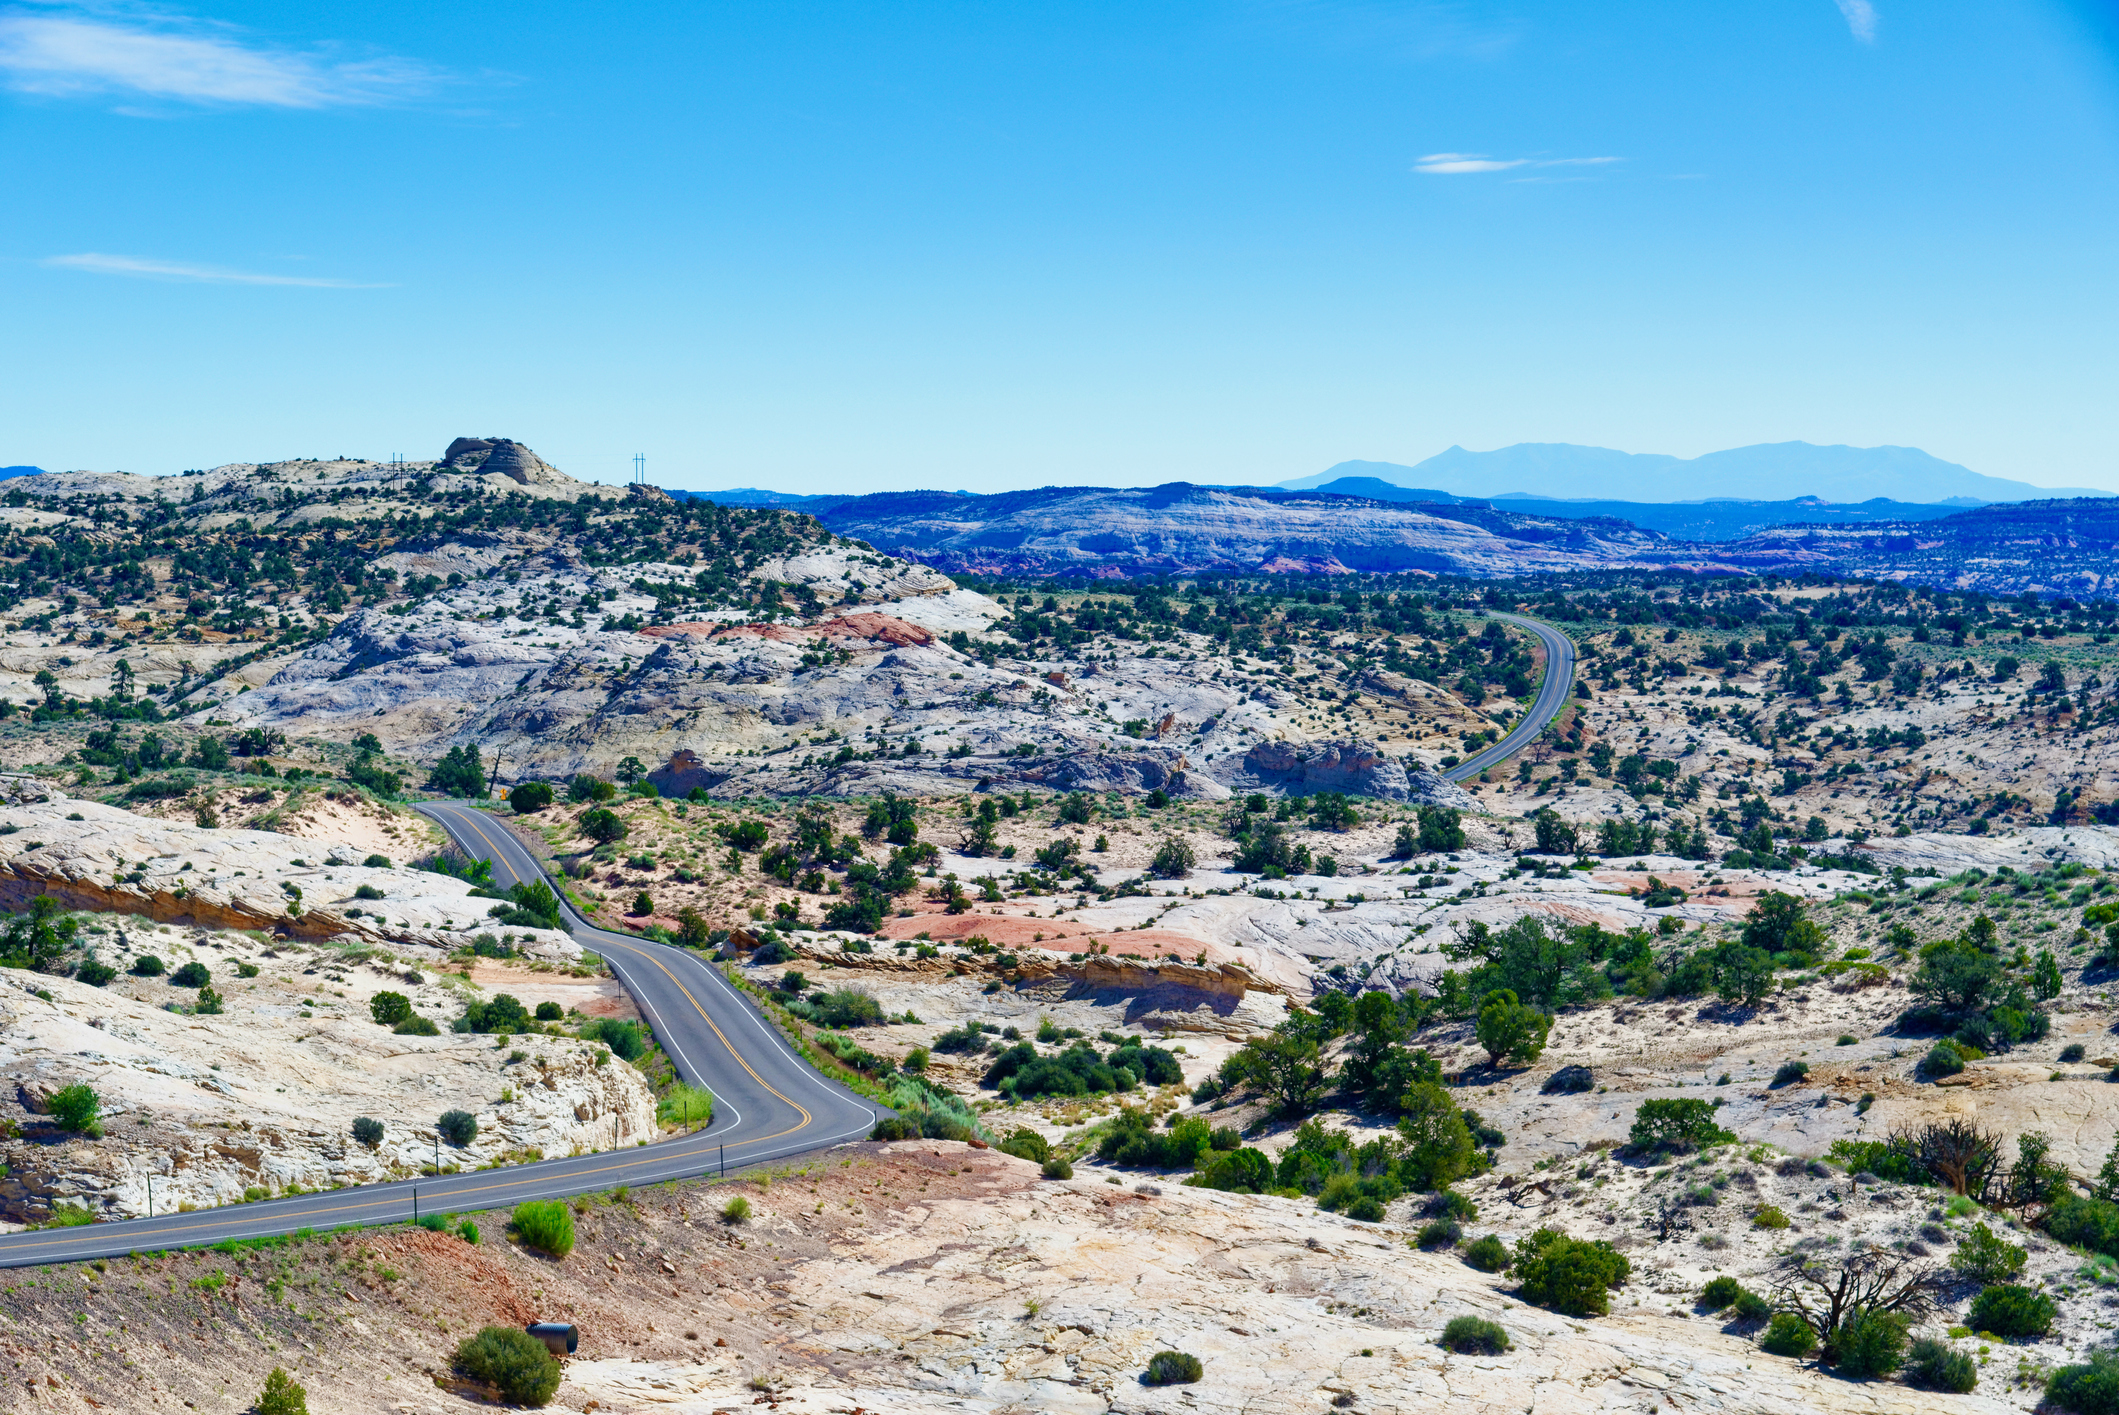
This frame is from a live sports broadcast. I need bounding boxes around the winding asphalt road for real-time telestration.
[1442,612,1578,783]
[2,618,1570,1267]
[0,805,880,1269]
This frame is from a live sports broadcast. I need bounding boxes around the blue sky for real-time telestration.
[3,1,2116,494]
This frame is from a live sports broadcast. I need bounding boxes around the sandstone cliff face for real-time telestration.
[0,791,577,958]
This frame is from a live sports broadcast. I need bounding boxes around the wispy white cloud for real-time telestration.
[0,9,441,108]
[1834,0,1878,43]
[44,252,388,287]
[1415,153,1620,176]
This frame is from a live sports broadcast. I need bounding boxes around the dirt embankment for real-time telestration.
[0,1142,2016,1415]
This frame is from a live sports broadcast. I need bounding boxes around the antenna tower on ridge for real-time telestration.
[632,454,646,486]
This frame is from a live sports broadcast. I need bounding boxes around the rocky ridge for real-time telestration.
[0,786,578,958]
[1,929,655,1223]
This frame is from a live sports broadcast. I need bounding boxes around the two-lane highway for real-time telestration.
[1443,612,1577,783]
[0,805,880,1269]
[416,801,879,1165]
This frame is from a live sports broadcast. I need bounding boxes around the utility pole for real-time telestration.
[146,1174,153,1219]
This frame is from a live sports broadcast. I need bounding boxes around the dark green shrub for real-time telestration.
[1952,1222,2027,1283]
[722,1196,751,1224]
[1904,1337,1978,1393]
[2063,1043,2088,1063]
[170,960,210,987]
[47,1084,100,1134]
[580,1017,644,1060]
[1440,1315,1510,1354]
[1834,1309,1908,1377]
[351,1116,384,1147]
[1731,1289,1773,1322]
[370,991,413,1027]
[355,883,385,900]
[453,1325,561,1406]
[460,992,531,1034]
[394,1015,440,1035]
[579,808,627,845]
[1193,1146,1273,1193]
[1105,1043,1184,1085]
[418,1212,450,1233]
[1098,1109,1215,1169]
[811,987,884,1028]
[1922,1041,1966,1077]
[2050,1350,2119,1414]
[1969,1283,2056,1339]
[130,954,164,976]
[1761,1312,1817,1357]
[1700,1275,1745,1310]
[1041,1157,1073,1180]
[1475,988,1551,1067]
[1770,1060,1809,1087]
[1346,1195,1386,1222]
[1513,1228,1630,1316]
[1142,1351,1203,1386]
[998,1128,1051,1164]
[870,1116,919,1141]
[363,854,391,868]
[1628,1098,1735,1153]
[438,1109,478,1147]
[510,781,555,814]
[2047,1195,2119,1258]
[510,1199,574,1257]
[1416,1218,1461,1249]
[534,1001,563,1021]
[74,958,116,987]
[256,1366,309,1415]
[1414,1191,1473,1224]
[1462,1235,1510,1272]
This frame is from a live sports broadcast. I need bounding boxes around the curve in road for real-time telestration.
[0,805,880,1269]
[1443,612,1577,783]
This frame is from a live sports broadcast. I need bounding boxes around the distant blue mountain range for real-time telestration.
[0,466,49,481]
[1280,441,2105,504]
[1299,477,1984,542]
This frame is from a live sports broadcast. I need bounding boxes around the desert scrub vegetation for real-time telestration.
[1440,1316,1510,1354]
[1512,1228,1631,1316]
[509,1199,574,1258]
[256,1367,309,1415]
[1142,1351,1203,1385]
[454,1325,561,1407]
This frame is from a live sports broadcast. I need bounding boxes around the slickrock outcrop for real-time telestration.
[553,1142,2015,1415]
[1228,736,1475,805]
[1,958,656,1222]
[0,791,576,957]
